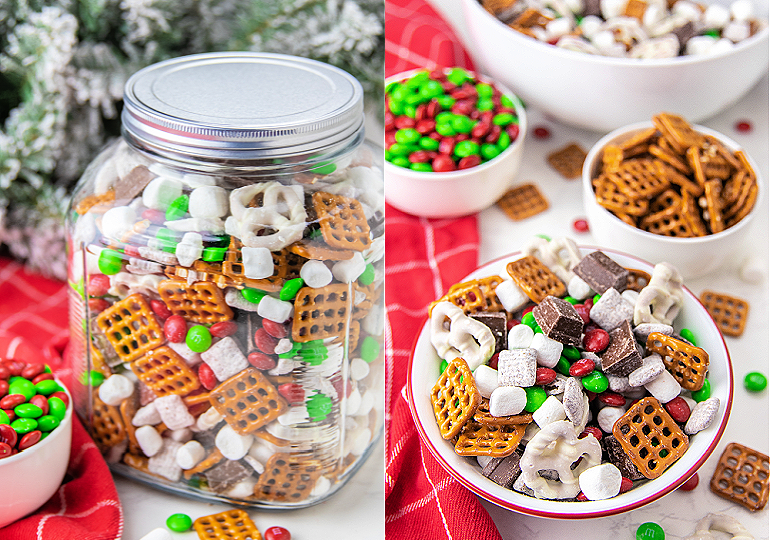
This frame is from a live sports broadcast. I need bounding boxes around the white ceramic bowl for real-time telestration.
[462,0,769,131]
[0,383,72,528]
[407,247,732,519]
[384,69,527,218]
[582,121,762,279]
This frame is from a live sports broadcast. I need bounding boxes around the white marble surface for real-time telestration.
[424,1,769,537]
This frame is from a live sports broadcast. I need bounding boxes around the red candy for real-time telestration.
[50,391,69,407]
[88,274,111,297]
[278,383,304,404]
[569,358,595,378]
[163,315,187,343]
[29,394,49,416]
[32,372,54,384]
[247,351,276,371]
[21,363,45,380]
[583,328,609,353]
[576,492,588,501]
[597,391,625,407]
[0,441,12,459]
[141,209,166,223]
[0,365,8,380]
[0,380,7,398]
[262,320,288,339]
[574,304,591,325]
[88,298,111,313]
[0,424,18,448]
[488,352,500,370]
[535,367,557,385]
[150,299,172,320]
[197,362,218,390]
[18,430,42,451]
[0,394,26,409]
[3,361,24,377]
[533,126,551,139]
[458,155,482,169]
[210,321,238,338]
[573,218,589,233]
[580,426,603,441]
[619,477,634,493]
[265,526,291,540]
[664,396,691,423]
[3,410,14,422]
[735,120,752,133]
[506,319,520,331]
[432,154,456,172]
[679,472,699,491]
[254,329,278,355]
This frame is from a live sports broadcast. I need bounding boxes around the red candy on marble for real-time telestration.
[679,472,699,491]
[533,126,551,139]
[573,218,589,233]
[265,526,291,540]
[735,120,752,133]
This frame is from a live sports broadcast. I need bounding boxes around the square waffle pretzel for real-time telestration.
[312,191,371,252]
[473,398,533,426]
[95,293,164,363]
[292,283,351,342]
[639,203,697,237]
[193,509,262,540]
[158,279,233,324]
[209,367,287,435]
[612,396,689,479]
[699,290,750,337]
[253,453,322,502]
[455,418,526,457]
[710,442,769,511]
[131,345,201,397]
[496,183,549,221]
[506,255,566,303]
[75,190,115,215]
[90,389,127,451]
[547,143,587,179]
[452,275,505,313]
[703,179,725,233]
[610,159,671,200]
[593,174,649,216]
[431,357,482,440]
[430,283,486,318]
[646,332,709,391]
[653,112,704,153]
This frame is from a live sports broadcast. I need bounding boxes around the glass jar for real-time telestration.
[66,53,384,508]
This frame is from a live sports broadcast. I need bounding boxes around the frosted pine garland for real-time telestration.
[0,0,384,279]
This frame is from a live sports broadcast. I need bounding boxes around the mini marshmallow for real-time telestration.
[508,323,535,349]
[135,425,164,457]
[579,463,622,500]
[176,440,206,469]
[590,288,634,331]
[600,0,626,20]
[597,406,626,433]
[98,374,134,406]
[562,377,585,425]
[257,295,293,323]
[621,289,639,305]
[168,427,193,443]
[215,424,254,460]
[580,15,604,38]
[710,37,736,54]
[101,206,137,241]
[546,16,572,39]
[268,357,298,376]
[684,397,720,435]
[730,0,754,21]
[165,217,225,234]
[142,176,183,210]
[530,333,563,368]
[332,252,366,283]
[154,394,195,430]
[357,390,374,417]
[300,259,333,288]
[349,427,372,456]
[644,368,681,403]
[175,232,203,267]
[532,395,566,428]
[310,475,332,498]
[495,279,529,313]
[681,394,697,412]
[474,365,500,398]
[226,478,258,498]
[200,336,249,381]
[686,35,719,55]
[723,20,750,41]
[243,455,265,474]
[628,353,665,387]
[704,3,731,27]
[498,348,537,387]
[489,385,527,417]
[132,402,161,426]
[188,185,228,219]
[567,275,592,301]
[140,528,173,540]
[241,246,274,279]
[350,357,370,381]
[278,406,310,425]
[148,439,183,482]
[224,287,260,312]
[672,0,701,21]
[345,389,362,416]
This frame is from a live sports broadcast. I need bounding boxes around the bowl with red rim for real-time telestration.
[0,373,72,528]
[384,68,527,218]
[406,246,732,518]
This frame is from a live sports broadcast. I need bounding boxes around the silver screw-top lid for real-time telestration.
[122,52,364,160]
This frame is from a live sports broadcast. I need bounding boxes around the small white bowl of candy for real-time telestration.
[407,237,732,518]
[462,0,768,131]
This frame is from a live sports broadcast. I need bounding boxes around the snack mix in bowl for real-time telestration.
[428,236,721,501]
[480,0,765,58]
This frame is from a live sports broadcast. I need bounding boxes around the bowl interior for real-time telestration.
[407,247,732,519]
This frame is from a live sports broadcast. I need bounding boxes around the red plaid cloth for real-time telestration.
[384,2,503,538]
[0,258,123,538]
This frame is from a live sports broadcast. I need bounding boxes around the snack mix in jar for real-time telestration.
[429,236,720,501]
[66,53,384,507]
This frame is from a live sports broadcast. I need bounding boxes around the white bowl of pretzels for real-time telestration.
[582,115,762,279]
[406,246,732,519]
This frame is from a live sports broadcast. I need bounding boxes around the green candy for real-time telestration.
[299,341,327,365]
[521,312,538,331]
[165,195,189,221]
[98,249,123,275]
[82,370,105,387]
[582,371,609,393]
[704,28,720,38]
[384,150,392,162]
[390,84,410,101]
[11,417,37,434]
[679,328,697,346]
[35,379,60,396]
[403,105,417,118]
[535,234,551,241]
[744,371,767,392]
[435,122,456,137]
[166,513,193,532]
[436,95,455,110]
[361,336,381,363]
[358,263,375,286]
[497,131,511,150]
[440,359,449,374]
[480,143,500,161]
[451,115,475,134]
[9,379,35,400]
[0,410,9,425]
[435,112,454,124]
[563,296,579,305]
[278,341,302,359]
[388,143,414,156]
[636,522,665,540]
[524,386,548,412]
[186,325,212,353]
[48,397,67,421]
[411,163,433,172]
[420,80,444,99]
[388,99,404,115]
[419,137,440,151]
[279,278,304,301]
[562,345,581,360]
[37,415,60,432]
[475,82,494,98]
[307,392,333,421]
[476,98,495,112]
[593,293,601,304]
[312,161,338,176]
[501,94,516,109]
[241,288,266,304]
[446,67,472,86]
[556,356,571,376]
[493,112,516,126]
[202,246,227,262]
[14,403,43,419]
[395,128,421,145]
[385,81,400,94]
[406,71,429,87]
[155,228,179,253]
[692,379,711,402]
[454,141,480,158]
[391,156,410,168]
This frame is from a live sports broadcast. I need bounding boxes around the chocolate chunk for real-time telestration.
[582,0,602,17]
[205,459,251,493]
[471,311,508,353]
[532,295,583,347]
[115,165,154,201]
[573,251,629,294]
[671,20,696,50]
[601,434,645,480]
[601,320,643,376]
[482,447,523,488]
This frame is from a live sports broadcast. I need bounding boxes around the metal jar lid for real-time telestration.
[122,52,364,160]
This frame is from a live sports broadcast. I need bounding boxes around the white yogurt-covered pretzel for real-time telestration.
[519,420,602,499]
[634,262,684,325]
[520,236,581,283]
[429,301,494,371]
[683,513,754,540]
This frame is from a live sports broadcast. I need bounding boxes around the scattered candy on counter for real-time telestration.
[636,521,665,540]
[678,471,699,491]
[533,126,551,139]
[735,120,753,133]
[591,112,758,238]
[385,68,522,172]
[481,0,766,58]
[743,372,767,392]
[166,513,193,532]
[265,526,292,540]
[699,291,749,337]
[428,236,724,501]
[0,359,68,458]
[572,218,590,233]
[710,442,768,511]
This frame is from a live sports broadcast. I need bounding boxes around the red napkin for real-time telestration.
[384,2,503,538]
[0,258,123,538]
